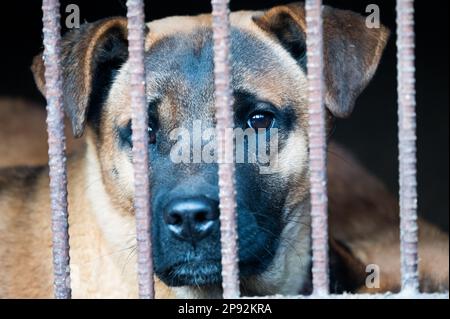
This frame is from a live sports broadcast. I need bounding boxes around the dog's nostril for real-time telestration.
[194,211,208,223]
[166,212,183,226]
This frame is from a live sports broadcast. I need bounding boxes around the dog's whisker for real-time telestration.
[121,246,138,275]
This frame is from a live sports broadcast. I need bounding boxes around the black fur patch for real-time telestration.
[87,28,129,137]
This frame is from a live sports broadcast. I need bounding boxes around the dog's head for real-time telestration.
[32,2,388,295]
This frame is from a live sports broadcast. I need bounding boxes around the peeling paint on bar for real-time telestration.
[211,0,241,299]
[126,0,154,299]
[397,0,419,293]
[305,0,329,296]
[42,0,72,299]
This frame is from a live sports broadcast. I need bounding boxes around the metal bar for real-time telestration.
[126,0,154,299]
[211,0,240,299]
[305,0,329,296]
[397,0,419,293]
[42,0,72,299]
[245,293,449,300]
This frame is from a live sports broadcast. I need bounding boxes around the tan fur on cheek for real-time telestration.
[117,152,135,193]
[85,139,136,247]
[96,65,136,210]
[275,131,309,179]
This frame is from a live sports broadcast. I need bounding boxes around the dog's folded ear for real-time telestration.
[31,17,129,137]
[253,2,390,118]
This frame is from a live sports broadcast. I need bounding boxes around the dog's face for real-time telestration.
[33,3,388,295]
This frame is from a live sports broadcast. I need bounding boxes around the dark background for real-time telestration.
[0,0,448,231]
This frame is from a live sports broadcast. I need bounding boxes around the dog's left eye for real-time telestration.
[247,112,275,130]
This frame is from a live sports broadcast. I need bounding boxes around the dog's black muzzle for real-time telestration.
[150,161,282,287]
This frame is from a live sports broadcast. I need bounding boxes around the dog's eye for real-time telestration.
[119,122,156,148]
[247,112,275,130]
[118,123,133,148]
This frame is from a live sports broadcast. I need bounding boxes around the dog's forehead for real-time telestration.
[109,11,307,126]
[144,11,261,45]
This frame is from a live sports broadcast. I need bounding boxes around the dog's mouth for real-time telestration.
[158,248,277,287]
[160,260,222,287]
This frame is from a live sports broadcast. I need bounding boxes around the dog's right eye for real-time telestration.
[119,122,157,148]
[118,122,133,148]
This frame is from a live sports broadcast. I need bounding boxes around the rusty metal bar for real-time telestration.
[211,0,240,299]
[305,0,329,296]
[126,0,154,299]
[42,0,72,299]
[397,0,419,293]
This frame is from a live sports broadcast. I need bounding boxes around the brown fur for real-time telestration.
[327,144,449,292]
[32,19,129,138]
[0,138,173,298]
[0,2,447,298]
[0,98,83,168]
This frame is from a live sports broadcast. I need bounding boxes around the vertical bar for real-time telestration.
[397,0,419,293]
[211,0,240,299]
[305,0,329,296]
[126,0,154,299]
[42,0,72,299]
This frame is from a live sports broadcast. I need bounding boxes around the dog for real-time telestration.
[0,2,448,298]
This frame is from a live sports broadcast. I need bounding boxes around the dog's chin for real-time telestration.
[158,254,276,289]
[159,260,223,287]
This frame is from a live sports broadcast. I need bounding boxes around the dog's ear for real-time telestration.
[253,2,390,118]
[31,17,129,137]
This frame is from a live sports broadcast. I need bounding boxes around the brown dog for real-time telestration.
[0,2,448,298]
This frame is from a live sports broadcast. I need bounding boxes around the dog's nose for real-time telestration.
[164,197,219,243]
